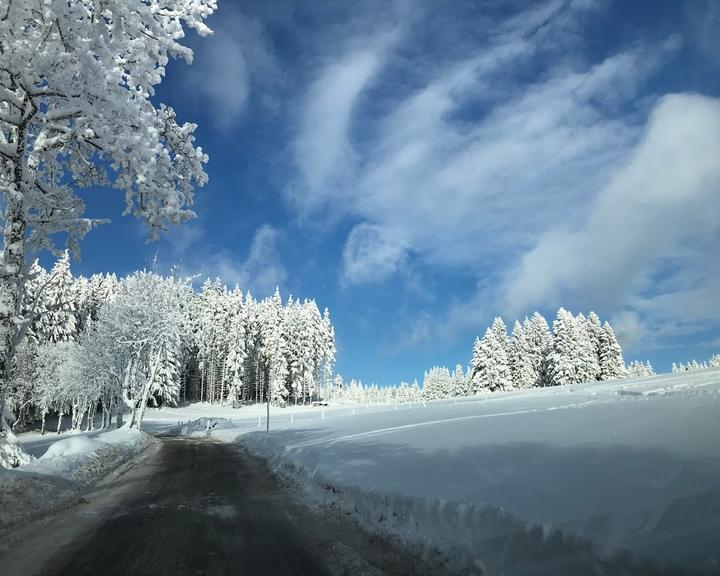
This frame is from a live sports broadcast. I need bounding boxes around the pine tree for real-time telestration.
[452,364,468,396]
[224,288,247,404]
[423,366,452,400]
[263,288,289,404]
[524,312,553,387]
[42,251,78,344]
[598,322,626,380]
[471,327,511,392]
[575,313,600,383]
[585,312,603,380]
[21,259,50,345]
[626,360,655,378]
[546,308,580,386]
[491,317,509,356]
[509,320,534,389]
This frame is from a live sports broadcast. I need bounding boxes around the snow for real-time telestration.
[144,368,720,574]
[176,417,237,438]
[42,435,105,458]
[0,427,154,530]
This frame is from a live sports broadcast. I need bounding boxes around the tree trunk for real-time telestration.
[71,400,78,430]
[86,403,95,431]
[0,85,35,467]
[40,409,46,435]
[0,186,27,463]
[57,411,63,434]
[135,349,163,431]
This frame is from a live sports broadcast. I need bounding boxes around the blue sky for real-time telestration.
[48,0,720,385]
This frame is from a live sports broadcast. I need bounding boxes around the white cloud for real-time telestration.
[342,222,408,285]
[282,0,719,351]
[235,225,288,295]
[187,7,279,126]
[686,0,720,64]
[384,311,432,355]
[192,35,249,123]
[290,30,399,210]
[289,1,679,292]
[503,93,720,318]
[295,50,378,192]
[610,310,647,352]
[352,41,669,270]
[167,224,287,297]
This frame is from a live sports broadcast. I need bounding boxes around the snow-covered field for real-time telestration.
[144,369,720,574]
[0,428,154,530]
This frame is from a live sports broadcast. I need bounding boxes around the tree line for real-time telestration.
[7,252,336,438]
[328,309,661,405]
[0,0,217,468]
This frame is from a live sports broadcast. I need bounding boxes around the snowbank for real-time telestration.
[194,368,720,575]
[0,427,154,530]
[177,417,236,438]
[240,432,612,575]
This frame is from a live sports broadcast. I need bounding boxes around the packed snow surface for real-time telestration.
[143,369,720,573]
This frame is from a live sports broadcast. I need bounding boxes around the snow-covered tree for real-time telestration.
[509,320,534,389]
[470,325,511,393]
[21,260,50,345]
[546,308,581,387]
[626,360,655,378]
[583,312,603,381]
[598,322,626,380]
[39,251,77,344]
[6,340,40,430]
[223,288,247,404]
[423,366,452,400]
[452,364,468,396]
[39,341,82,433]
[574,313,600,383]
[523,312,553,387]
[261,288,289,405]
[0,0,215,466]
[87,272,189,430]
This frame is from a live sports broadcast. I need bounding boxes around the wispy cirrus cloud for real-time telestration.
[185,5,280,128]
[287,0,720,355]
[501,93,720,345]
[163,223,287,297]
[289,27,401,213]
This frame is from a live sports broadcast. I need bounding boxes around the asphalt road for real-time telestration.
[3,439,447,576]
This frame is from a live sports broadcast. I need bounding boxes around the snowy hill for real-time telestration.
[143,369,720,574]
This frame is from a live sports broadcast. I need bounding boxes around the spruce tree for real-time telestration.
[547,308,579,386]
[509,320,534,389]
[524,312,553,387]
[42,251,78,344]
[598,322,626,380]
[575,313,600,383]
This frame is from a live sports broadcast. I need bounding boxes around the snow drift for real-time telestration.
[213,369,720,575]
[0,428,154,530]
[177,417,236,438]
